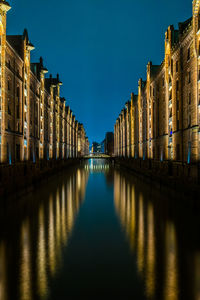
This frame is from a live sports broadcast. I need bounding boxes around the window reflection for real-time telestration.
[114,170,180,300]
[0,167,89,300]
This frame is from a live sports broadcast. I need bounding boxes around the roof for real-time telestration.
[178,17,192,34]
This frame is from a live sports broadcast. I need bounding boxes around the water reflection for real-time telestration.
[0,242,7,300]
[85,159,110,173]
[0,161,200,300]
[114,170,200,300]
[0,167,88,300]
[20,220,32,300]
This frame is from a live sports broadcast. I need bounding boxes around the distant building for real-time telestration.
[104,132,114,156]
[91,142,101,153]
[101,139,105,153]
[78,124,89,157]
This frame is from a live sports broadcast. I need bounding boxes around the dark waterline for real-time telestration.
[0,159,200,299]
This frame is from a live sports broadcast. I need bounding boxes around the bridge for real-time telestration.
[83,153,111,159]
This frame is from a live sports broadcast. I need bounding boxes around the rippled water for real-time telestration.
[0,159,200,299]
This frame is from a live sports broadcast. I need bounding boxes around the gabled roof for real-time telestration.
[178,17,192,34]
[7,29,34,59]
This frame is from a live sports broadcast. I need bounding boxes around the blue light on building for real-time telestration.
[187,142,191,164]
[33,151,36,163]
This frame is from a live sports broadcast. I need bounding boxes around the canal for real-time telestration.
[0,159,200,299]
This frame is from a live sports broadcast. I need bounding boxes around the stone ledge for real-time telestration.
[0,158,81,198]
[114,157,200,198]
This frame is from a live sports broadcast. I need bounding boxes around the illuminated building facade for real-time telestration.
[77,123,89,157]
[114,0,200,163]
[0,1,88,164]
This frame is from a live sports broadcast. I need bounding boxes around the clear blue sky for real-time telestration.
[8,0,192,143]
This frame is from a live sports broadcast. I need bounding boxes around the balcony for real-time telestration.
[24,121,27,128]
[25,72,28,81]
[169,81,172,91]
[24,88,27,97]
[169,116,172,124]
[169,99,172,107]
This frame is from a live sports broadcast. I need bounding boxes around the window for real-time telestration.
[7,79,10,91]
[7,60,11,68]
[8,120,11,131]
[188,114,191,127]
[188,71,191,84]
[189,92,191,105]
[176,61,179,72]
[17,105,19,118]
[171,59,173,75]
[177,118,179,131]
[8,103,11,115]
[187,47,190,61]
[16,86,20,97]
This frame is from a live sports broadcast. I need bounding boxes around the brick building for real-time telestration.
[0,1,88,163]
[114,0,200,164]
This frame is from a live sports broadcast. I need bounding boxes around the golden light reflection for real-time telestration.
[55,190,61,267]
[67,177,74,233]
[145,204,155,299]
[0,167,89,300]
[137,193,145,274]
[164,222,178,300]
[114,170,156,299]
[0,242,7,300]
[48,195,56,276]
[20,220,32,300]
[61,185,67,246]
[37,206,47,299]
[129,185,136,251]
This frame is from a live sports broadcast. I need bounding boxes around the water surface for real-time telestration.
[0,159,200,299]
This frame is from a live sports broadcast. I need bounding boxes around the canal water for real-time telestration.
[0,159,200,300]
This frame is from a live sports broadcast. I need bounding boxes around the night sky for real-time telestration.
[8,0,192,143]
